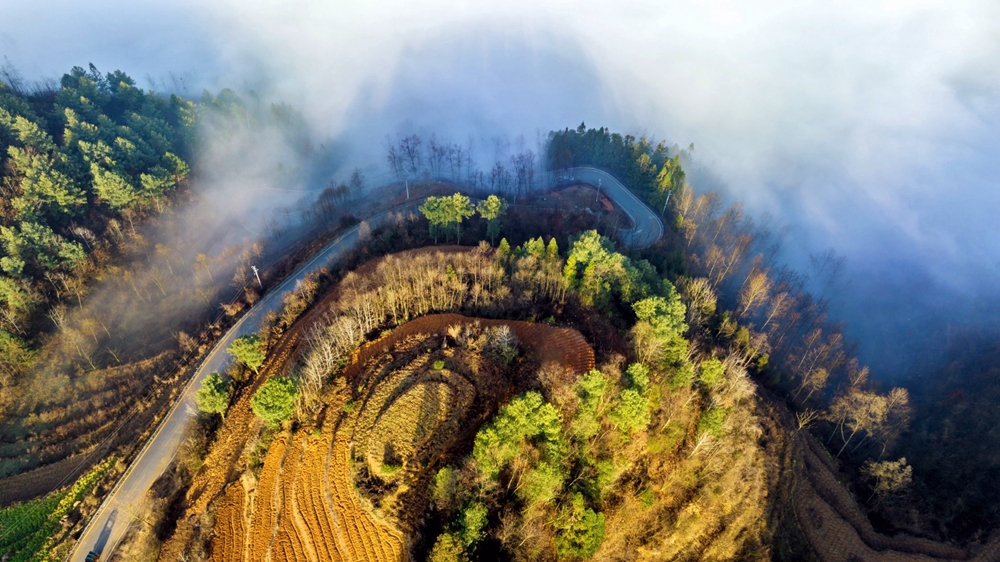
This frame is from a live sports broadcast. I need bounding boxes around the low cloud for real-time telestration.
[4,0,999,377]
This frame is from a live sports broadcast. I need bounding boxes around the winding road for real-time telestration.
[562,167,664,249]
[68,167,661,561]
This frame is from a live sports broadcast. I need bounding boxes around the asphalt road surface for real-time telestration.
[67,207,405,561]
[564,167,664,249]
[69,170,661,561]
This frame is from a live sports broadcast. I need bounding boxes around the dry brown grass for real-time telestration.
[790,431,977,562]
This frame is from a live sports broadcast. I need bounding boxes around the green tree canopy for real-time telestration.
[632,287,687,340]
[625,363,650,392]
[445,193,475,243]
[457,501,488,547]
[0,222,85,276]
[475,194,508,244]
[428,532,467,562]
[654,154,684,213]
[251,376,300,427]
[419,193,476,244]
[196,372,231,415]
[554,493,606,560]
[608,388,650,434]
[697,406,727,438]
[572,369,609,440]
[0,330,35,385]
[227,333,266,374]
[419,196,448,243]
[7,148,85,222]
[497,238,511,259]
[563,230,659,308]
[472,391,565,481]
[432,466,459,511]
[632,288,689,366]
[88,161,136,210]
[0,276,32,333]
[545,125,685,206]
[0,63,194,292]
[698,357,726,388]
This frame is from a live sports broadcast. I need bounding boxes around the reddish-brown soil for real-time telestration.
[342,313,594,382]
[246,434,288,561]
[210,480,248,562]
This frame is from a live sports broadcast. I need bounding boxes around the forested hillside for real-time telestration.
[547,123,686,215]
[2,71,996,559]
[0,64,193,400]
[548,124,1000,552]
[0,67,356,562]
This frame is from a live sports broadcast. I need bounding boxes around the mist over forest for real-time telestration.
[3,1,999,378]
[5,2,1000,560]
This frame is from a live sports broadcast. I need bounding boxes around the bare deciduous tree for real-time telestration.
[400,134,422,175]
[861,457,912,503]
[384,136,405,181]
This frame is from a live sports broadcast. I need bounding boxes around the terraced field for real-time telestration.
[209,314,594,561]
[211,480,248,562]
[159,331,305,559]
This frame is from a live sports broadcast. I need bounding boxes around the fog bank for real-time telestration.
[3,0,999,377]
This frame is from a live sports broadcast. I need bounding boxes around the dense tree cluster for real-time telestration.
[546,123,686,212]
[670,183,914,467]
[562,230,659,309]
[419,193,476,244]
[544,124,928,551]
[419,193,510,246]
[399,232,772,560]
[476,195,507,245]
[0,65,192,279]
[0,65,195,400]
[227,333,266,376]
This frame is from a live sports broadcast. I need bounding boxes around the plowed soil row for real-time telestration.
[271,436,311,562]
[234,413,405,562]
[211,481,248,562]
[329,422,407,562]
[247,434,288,561]
[296,428,341,562]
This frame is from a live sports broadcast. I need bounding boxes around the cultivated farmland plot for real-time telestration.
[210,313,594,561]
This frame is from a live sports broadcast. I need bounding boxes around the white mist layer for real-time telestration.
[3,0,1000,375]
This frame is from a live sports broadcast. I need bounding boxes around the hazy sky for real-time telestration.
[3,0,999,376]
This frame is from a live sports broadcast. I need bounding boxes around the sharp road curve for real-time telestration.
[564,167,664,249]
[69,167,662,561]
